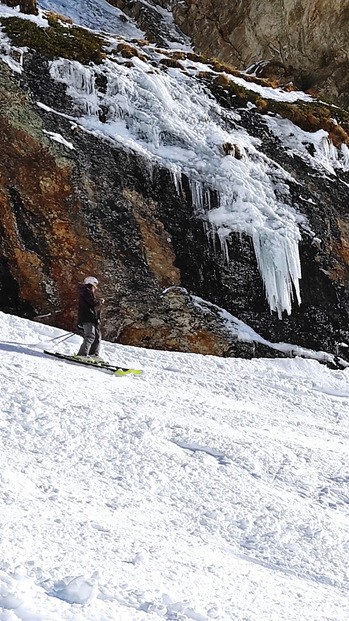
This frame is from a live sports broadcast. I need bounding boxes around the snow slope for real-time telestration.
[0,311,349,620]
[38,0,191,48]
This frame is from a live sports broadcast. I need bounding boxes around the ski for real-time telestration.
[44,351,142,376]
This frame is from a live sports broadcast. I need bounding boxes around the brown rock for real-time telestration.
[123,188,180,289]
[170,0,349,107]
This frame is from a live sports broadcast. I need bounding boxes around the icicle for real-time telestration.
[317,135,338,167]
[252,228,301,319]
[202,220,217,255]
[217,227,231,264]
[204,189,212,211]
[143,157,155,184]
[170,166,183,196]
[50,59,99,116]
[189,179,204,215]
[339,143,349,171]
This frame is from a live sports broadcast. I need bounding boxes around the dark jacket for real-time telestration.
[78,284,101,325]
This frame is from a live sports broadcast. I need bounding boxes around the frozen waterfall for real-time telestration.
[49,50,305,317]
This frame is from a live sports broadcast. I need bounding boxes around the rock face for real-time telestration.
[113,0,349,108]
[0,12,349,360]
[174,0,349,106]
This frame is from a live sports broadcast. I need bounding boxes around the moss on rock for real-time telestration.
[114,42,146,61]
[206,72,349,146]
[0,15,107,64]
[160,57,183,69]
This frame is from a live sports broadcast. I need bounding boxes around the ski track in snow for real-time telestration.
[0,312,349,620]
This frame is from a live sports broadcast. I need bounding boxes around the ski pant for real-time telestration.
[77,322,101,356]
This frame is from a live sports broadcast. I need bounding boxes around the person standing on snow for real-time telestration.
[76,276,104,360]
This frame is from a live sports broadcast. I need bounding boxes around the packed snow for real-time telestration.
[190,293,349,368]
[223,72,313,104]
[265,116,349,175]
[0,311,349,620]
[42,129,75,149]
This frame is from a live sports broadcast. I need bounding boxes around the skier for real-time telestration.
[76,276,104,361]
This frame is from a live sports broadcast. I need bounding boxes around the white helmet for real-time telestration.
[84,276,99,286]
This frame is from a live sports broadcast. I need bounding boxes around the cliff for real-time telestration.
[0,4,349,361]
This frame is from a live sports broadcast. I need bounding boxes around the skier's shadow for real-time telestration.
[0,342,52,360]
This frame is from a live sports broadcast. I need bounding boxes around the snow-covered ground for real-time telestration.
[39,0,145,39]
[0,311,349,620]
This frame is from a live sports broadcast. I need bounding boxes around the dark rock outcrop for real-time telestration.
[107,0,189,48]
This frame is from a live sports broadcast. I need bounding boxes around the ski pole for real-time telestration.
[45,331,76,344]
[53,332,77,345]
[33,309,64,320]
[31,330,77,350]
